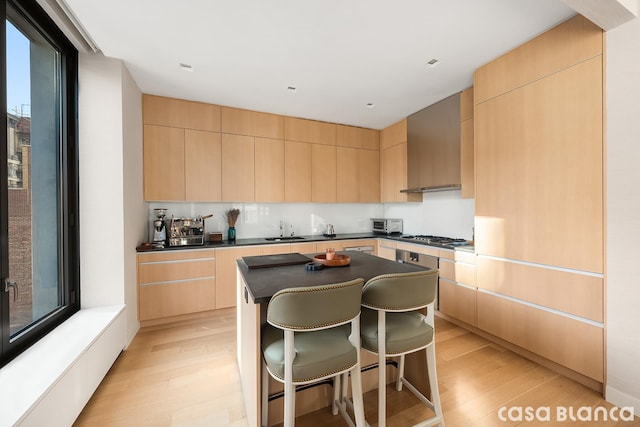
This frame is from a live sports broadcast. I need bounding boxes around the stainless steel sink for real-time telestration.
[264,236,306,241]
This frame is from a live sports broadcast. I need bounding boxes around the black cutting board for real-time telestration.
[242,252,312,269]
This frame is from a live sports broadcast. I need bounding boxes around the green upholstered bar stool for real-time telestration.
[359,270,444,427]
[261,278,367,427]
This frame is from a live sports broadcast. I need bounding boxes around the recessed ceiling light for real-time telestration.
[426,58,439,68]
[179,63,194,72]
[366,103,375,109]
[287,86,297,93]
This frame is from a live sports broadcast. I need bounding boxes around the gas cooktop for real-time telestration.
[400,235,468,248]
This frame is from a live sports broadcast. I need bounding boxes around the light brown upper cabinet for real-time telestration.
[221,107,284,139]
[460,87,474,199]
[184,130,222,201]
[336,146,380,203]
[336,124,380,150]
[284,117,336,145]
[336,147,358,202]
[474,15,603,105]
[143,125,185,201]
[221,134,255,202]
[143,94,220,132]
[380,119,422,203]
[358,149,380,202]
[284,140,312,202]
[143,94,382,203]
[255,137,285,202]
[311,144,337,203]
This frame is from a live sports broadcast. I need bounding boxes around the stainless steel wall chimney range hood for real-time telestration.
[401,93,461,193]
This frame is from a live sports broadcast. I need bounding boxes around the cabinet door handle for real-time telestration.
[244,287,248,304]
[3,279,18,302]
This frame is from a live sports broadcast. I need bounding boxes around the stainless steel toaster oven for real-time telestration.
[371,218,403,235]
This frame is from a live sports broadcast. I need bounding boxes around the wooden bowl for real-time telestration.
[313,253,351,267]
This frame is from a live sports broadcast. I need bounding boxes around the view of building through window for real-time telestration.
[6,15,62,337]
[6,20,34,335]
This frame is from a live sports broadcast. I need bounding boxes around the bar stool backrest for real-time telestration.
[267,278,364,331]
[362,270,438,312]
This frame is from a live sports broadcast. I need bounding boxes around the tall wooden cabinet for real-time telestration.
[473,15,604,384]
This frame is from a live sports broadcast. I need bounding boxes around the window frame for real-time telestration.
[1,0,80,367]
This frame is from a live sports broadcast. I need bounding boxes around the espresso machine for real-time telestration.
[152,208,168,247]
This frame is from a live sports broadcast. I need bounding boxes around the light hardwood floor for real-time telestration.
[74,309,638,427]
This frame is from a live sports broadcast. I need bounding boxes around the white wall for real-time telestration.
[121,64,145,344]
[605,19,640,413]
[384,191,475,240]
[79,53,142,345]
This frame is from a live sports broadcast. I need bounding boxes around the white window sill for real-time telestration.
[0,305,125,427]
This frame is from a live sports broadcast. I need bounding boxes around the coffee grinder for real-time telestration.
[152,208,168,246]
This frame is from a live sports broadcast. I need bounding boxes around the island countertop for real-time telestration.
[237,250,429,304]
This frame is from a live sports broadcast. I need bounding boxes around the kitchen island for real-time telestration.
[236,251,431,426]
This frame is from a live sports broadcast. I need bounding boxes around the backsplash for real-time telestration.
[147,202,384,241]
[148,192,474,242]
[383,190,475,240]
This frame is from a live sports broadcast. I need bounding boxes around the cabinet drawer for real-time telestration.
[139,278,216,321]
[138,249,215,263]
[438,259,455,281]
[455,263,476,286]
[396,242,439,257]
[438,259,475,286]
[138,257,215,284]
[455,250,476,265]
[477,291,603,381]
[476,257,602,322]
[439,280,476,326]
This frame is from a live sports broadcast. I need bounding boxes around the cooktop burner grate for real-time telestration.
[401,235,468,247]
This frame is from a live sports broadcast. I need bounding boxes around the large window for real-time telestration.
[1,0,79,367]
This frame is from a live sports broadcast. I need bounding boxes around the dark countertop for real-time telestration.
[137,232,474,253]
[138,233,381,252]
[237,250,429,304]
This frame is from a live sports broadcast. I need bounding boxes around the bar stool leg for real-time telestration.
[396,355,405,392]
[284,330,296,427]
[261,359,269,427]
[378,310,386,427]
[426,344,444,426]
[332,375,341,415]
[350,363,366,426]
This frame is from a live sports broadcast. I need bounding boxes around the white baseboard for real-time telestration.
[606,385,640,418]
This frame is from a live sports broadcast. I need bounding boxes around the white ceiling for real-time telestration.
[64,0,577,129]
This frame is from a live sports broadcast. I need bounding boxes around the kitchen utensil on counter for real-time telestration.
[324,224,336,237]
[152,208,168,246]
[313,253,350,267]
[167,214,212,247]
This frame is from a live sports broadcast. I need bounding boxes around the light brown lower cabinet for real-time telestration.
[215,246,264,309]
[137,250,216,321]
[438,280,477,327]
[476,291,603,382]
[376,239,396,261]
[438,251,477,326]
